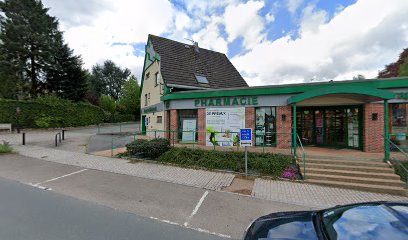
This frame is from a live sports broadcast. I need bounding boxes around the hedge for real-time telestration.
[0,98,105,128]
[393,160,408,184]
[157,147,295,177]
[126,138,170,159]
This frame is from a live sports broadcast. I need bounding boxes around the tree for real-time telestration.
[0,0,62,97]
[117,75,140,117]
[89,60,131,100]
[378,48,408,78]
[399,58,408,77]
[352,74,366,80]
[46,43,87,101]
[99,94,116,120]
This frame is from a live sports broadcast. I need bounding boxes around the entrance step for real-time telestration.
[306,158,388,167]
[305,179,407,196]
[306,173,405,187]
[305,163,394,173]
[304,168,401,180]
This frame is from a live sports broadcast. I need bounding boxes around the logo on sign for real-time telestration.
[240,128,253,147]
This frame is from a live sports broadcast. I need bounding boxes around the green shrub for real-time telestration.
[0,141,12,154]
[393,160,408,183]
[157,147,294,177]
[0,98,105,128]
[126,138,170,159]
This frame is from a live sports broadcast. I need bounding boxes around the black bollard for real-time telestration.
[22,132,25,145]
[62,129,66,140]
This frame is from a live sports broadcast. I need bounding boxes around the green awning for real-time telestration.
[287,85,395,105]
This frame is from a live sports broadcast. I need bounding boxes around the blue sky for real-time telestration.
[43,0,408,86]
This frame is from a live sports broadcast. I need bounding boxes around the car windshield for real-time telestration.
[322,204,408,240]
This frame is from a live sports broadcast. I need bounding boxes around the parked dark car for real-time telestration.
[243,201,408,240]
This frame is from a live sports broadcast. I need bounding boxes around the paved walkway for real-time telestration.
[252,179,408,208]
[10,144,234,191]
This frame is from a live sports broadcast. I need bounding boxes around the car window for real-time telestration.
[322,204,408,240]
[246,218,318,240]
[390,205,408,220]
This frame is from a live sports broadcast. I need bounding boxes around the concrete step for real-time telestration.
[305,173,405,187]
[303,168,401,180]
[305,163,394,173]
[304,154,383,162]
[305,179,407,196]
[305,158,388,167]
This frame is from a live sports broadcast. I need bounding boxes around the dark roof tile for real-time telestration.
[149,35,248,89]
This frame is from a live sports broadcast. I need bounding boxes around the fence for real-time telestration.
[109,129,299,157]
[97,122,140,135]
[386,134,408,187]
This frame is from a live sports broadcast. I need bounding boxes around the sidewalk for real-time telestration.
[252,179,408,208]
[11,144,234,191]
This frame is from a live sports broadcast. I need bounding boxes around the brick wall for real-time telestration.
[197,108,206,145]
[276,106,292,149]
[363,103,384,153]
[165,110,170,139]
[245,107,255,146]
[169,109,178,144]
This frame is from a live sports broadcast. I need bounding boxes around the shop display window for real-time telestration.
[255,107,276,146]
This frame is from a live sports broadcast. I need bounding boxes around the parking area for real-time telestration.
[0,154,310,239]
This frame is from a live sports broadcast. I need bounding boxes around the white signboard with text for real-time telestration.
[206,107,245,147]
[182,119,196,142]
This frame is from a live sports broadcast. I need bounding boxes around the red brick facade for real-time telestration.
[245,107,255,146]
[276,106,292,149]
[197,108,206,145]
[169,109,178,144]
[363,103,384,153]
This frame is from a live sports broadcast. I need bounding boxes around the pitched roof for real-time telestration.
[149,34,248,89]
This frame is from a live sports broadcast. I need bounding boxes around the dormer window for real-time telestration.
[195,74,209,84]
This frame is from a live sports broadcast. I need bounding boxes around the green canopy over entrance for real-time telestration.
[288,85,394,161]
[287,85,395,105]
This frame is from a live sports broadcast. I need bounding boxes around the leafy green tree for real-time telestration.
[117,75,140,117]
[399,58,408,77]
[46,43,87,101]
[0,0,62,97]
[90,60,131,100]
[378,48,408,78]
[99,95,116,115]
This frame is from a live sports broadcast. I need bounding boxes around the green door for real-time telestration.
[141,115,146,135]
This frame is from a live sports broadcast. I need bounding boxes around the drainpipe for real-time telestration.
[384,100,389,161]
[293,104,297,157]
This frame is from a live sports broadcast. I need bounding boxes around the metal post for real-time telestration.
[245,146,248,176]
[384,100,390,161]
[155,130,157,139]
[111,138,114,157]
[59,132,62,143]
[62,129,66,140]
[293,104,297,157]
[55,133,59,147]
[22,132,25,145]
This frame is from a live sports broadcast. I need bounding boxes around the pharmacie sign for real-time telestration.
[194,96,258,107]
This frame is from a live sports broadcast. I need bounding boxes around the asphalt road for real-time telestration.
[0,176,225,240]
[0,153,311,239]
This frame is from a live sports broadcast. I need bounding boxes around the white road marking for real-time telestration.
[184,190,209,227]
[32,169,88,186]
[150,216,231,239]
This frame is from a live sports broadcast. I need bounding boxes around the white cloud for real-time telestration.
[286,0,304,14]
[192,16,228,54]
[266,12,275,23]
[232,0,408,86]
[224,0,266,49]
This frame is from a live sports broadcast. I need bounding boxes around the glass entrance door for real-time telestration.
[297,106,362,149]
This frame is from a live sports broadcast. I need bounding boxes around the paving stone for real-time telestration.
[252,179,408,208]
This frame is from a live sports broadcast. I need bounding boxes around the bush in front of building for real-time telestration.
[126,138,170,159]
[157,147,295,177]
[392,160,408,183]
[0,97,105,128]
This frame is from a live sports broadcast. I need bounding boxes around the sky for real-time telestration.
[42,0,408,86]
